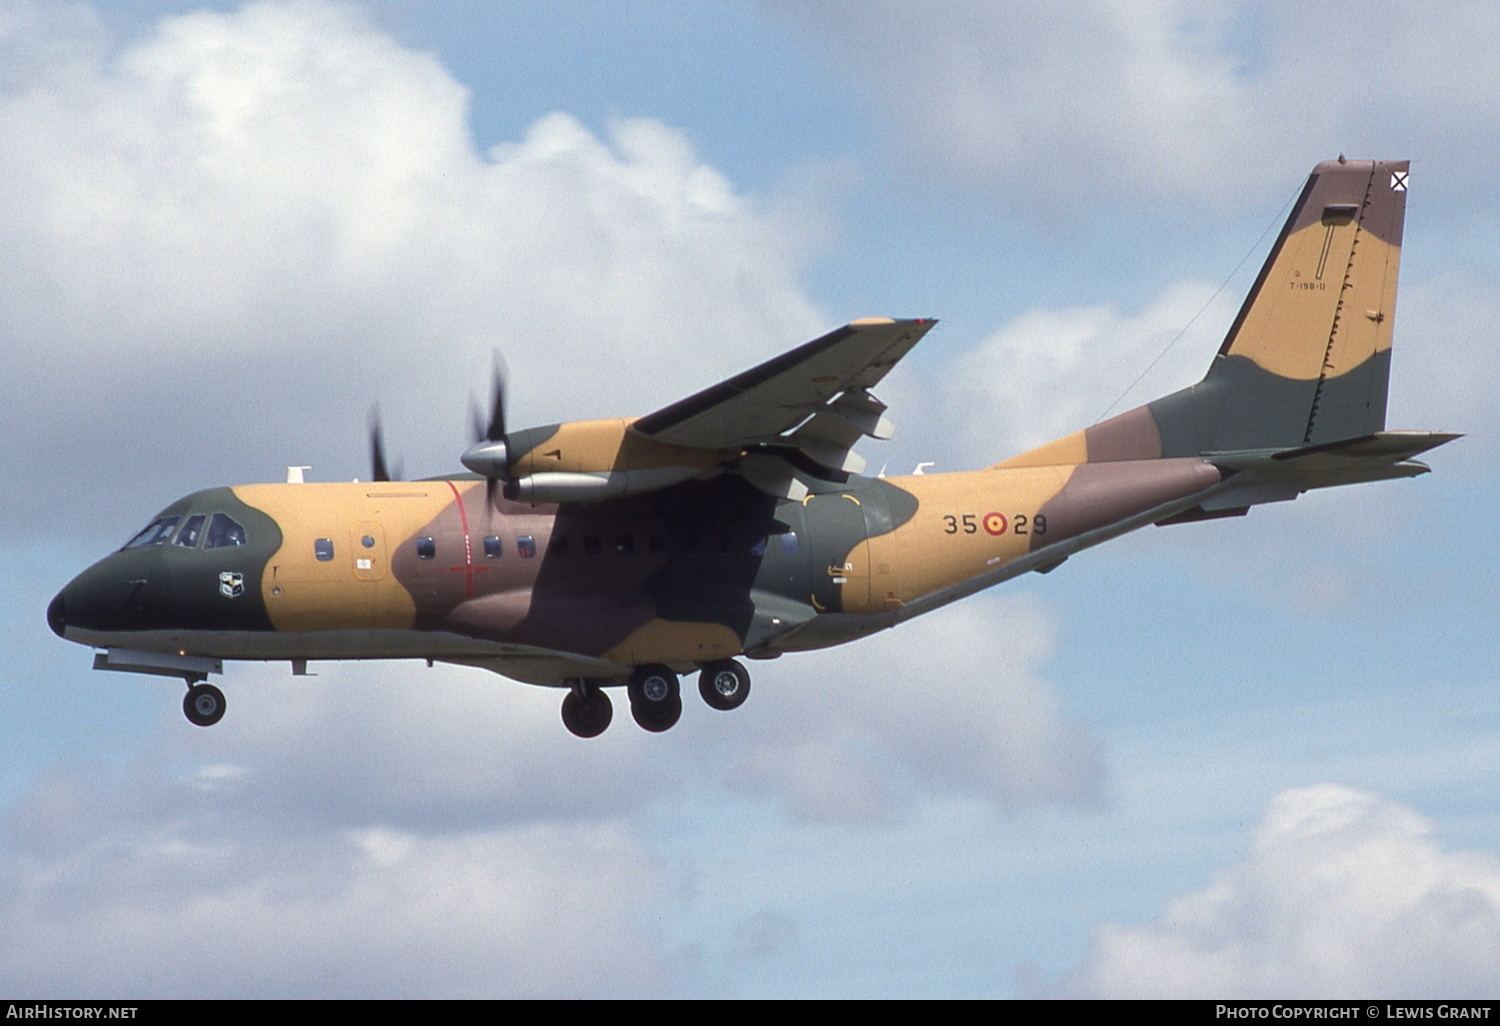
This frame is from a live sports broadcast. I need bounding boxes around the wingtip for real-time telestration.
[847,316,940,328]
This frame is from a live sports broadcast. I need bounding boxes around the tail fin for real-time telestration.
[997,159,1409,470]
[1153,157,1407,455]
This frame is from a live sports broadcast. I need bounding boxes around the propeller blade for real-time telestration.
[368,405,401,483]
[461,351,512,490]
[485,351,508,442]
[469,394,486,446]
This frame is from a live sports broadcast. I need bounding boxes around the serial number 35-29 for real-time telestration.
[943,512,1047,536]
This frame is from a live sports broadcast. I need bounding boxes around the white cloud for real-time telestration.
[0,0,826,528]
[1386,269,1500,465]
[729,593,1107,819]
[1053,784,1500,997]
[778,0,1500,206]
[0,594,1103,994]
[0,759,667,996]
[178,595,1102,825]
[888,277,1231,466]
[184,659,681,829]
[0,0,1106,822]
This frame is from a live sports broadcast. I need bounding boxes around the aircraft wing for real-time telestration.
[632,318,936,475]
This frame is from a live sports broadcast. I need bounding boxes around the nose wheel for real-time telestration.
[698,659,751,711]
[183,682,226,727]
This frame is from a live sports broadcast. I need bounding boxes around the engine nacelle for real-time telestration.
[466,417,729,504]
[506,466,707,504]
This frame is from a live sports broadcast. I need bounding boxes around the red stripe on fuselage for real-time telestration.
[445,480,475,599]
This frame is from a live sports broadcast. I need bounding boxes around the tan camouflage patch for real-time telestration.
[237,483,456,632]
[1224,159,1405,381]
[602,618,744,664]
[851,466,1075,612]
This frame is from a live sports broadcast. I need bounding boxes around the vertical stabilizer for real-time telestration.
[1153,158,1408,455]
[995,159,1410,470]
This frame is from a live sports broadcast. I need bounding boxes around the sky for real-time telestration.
[2,0,1499,998]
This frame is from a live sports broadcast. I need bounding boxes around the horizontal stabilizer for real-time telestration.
[1154,431,1457,526]
[1267,430,1461,465]
[1212,430,1460,484]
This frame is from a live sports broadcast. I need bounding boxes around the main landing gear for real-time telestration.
[628,664,682,733]
[557,658,754,738]
[698,659,751,711]
[183,682,226,727]
[560,682,613,738]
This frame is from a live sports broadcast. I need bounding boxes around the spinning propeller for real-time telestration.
[366,355,512,501]
[460,353,512,502]
[367,404,403,483]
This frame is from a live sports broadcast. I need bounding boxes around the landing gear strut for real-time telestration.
[627,664,682,732]
[698,659,751,711]
[561,681,613,738]
[183,682,226,727]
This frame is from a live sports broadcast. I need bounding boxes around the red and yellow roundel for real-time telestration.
[983,512,1008,536]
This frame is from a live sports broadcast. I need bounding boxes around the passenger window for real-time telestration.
[174,515,206,549]
[748,536,767,557]
[517,536,536,558]
[204,514,246,549]
[483,536,502,559]
[779,532,799,555]
[583,535,602,556]
[314,538,335,561]
[123,516,182,549]
[616,534,635,556]
[649,534,668,555]
[416,537,436,560]
[716,534,733,557]
[549,536,570,556]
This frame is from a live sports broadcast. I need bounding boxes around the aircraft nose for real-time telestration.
[47,590,66,638]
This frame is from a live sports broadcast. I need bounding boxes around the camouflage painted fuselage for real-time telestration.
[51,158,1452,699]
[54,457,1224,685]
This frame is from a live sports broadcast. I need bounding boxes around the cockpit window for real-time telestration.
[123,516,182,549]
[204,513,246,549]
[174,515,206,549]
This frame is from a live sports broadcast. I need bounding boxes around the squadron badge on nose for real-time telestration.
[219,572,244,599]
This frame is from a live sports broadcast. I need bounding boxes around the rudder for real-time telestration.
[993,159,1411,472]
[1151,158,1408,455]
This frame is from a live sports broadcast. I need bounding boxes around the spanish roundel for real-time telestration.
[983,512,1007,536]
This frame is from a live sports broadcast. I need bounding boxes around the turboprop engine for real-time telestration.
[461,417,727,504]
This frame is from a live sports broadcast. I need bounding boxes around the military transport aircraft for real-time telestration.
[48,158,1455,737]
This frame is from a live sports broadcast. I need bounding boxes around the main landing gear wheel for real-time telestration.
[628,664,682,733]
[183,683,226,727]
[561,685,613,738]
[698,659,751,711]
